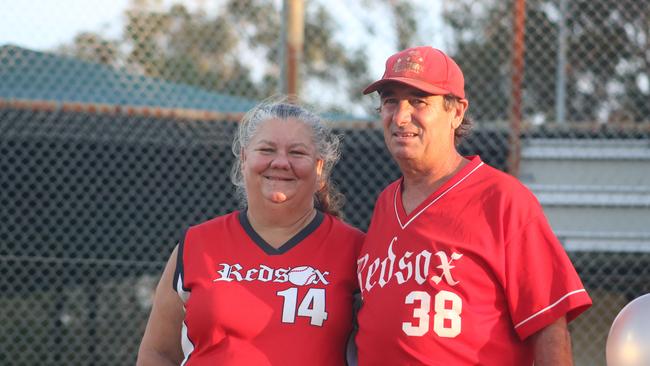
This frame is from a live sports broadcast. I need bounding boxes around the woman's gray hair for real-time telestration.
[230,97,344,217]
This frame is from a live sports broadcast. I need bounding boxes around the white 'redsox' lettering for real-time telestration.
[213,264,329,286]
[430,251,463,285]
[357,236,463,295]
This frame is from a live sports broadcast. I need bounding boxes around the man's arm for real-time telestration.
[532,316,573,366]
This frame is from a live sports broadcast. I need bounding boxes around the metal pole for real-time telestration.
[280,1,287,94]
[555,0,567,124]
[280,0,304,98]
[508,0,526,177]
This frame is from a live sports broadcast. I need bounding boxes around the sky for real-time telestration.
[1,1,273,50]
[2,0,131,51]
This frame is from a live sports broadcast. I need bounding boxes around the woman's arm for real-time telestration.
[136,245,185,366]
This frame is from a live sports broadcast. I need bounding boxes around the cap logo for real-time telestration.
[392,50,424,75]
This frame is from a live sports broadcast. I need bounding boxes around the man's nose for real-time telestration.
[392,100,412,126]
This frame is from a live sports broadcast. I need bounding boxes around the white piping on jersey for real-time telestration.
[394,161,484,229]
[176,274,190,303]
[180,321,195,366]
[514,289,587,329]
[176,265,194,364]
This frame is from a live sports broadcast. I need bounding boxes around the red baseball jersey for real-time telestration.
[173,210,364,366]
[356,156,592,366]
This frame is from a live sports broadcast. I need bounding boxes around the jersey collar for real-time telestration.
[238,209,325,255]
[394,155,484,229]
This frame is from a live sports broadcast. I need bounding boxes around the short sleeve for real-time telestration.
[505,212,592,340]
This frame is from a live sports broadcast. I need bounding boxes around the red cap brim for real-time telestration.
[362,77,456,96]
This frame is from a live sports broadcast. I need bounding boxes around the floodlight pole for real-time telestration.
[281,0,304,99]
[555,0,567,124]
[508,0,526,177]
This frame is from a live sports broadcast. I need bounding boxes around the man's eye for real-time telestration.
[382,98,397,105]
[411,99,426,106]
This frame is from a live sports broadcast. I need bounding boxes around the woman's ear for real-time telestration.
[240,147,247,163]
[316,159,325,189]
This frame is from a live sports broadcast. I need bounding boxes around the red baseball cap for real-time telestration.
[363,46,465,99]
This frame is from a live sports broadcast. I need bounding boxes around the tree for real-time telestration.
[57,32,120,66]
[565,0,649,123]
[443,0,650,124]
[122,2,257,97]
[56,0,428,116]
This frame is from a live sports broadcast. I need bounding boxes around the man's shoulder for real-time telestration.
[475,163,533,196]
[376,178,402,202]
[383,178,403,193]
[470,164,543,215]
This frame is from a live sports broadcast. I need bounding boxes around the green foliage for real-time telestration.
[57,0,374,110]
[390,1,418,50]
[55,0,431,115]
[565,0,649,123]
[445,0,649,124]
[56,0,647,122]
[58,32,120,66]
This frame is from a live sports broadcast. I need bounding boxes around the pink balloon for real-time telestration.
[606,294,650,366]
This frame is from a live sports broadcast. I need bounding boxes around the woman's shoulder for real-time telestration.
[326,213,366,239]
[188,210,240,234]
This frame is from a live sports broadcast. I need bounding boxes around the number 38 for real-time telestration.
[402,290,462,338]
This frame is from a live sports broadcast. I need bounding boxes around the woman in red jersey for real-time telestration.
[137,98,364,366]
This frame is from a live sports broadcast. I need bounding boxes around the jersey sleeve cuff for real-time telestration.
[514,289,592,340]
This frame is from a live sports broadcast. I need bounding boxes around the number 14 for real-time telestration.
[277,288,328,326]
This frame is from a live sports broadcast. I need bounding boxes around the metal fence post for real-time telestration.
[508,0,526,177]
[555,0,567,124]
[280,0,304,98]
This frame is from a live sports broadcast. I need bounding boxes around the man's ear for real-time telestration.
[451,98,469,129]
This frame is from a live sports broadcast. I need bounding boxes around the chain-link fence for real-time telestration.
[1,1,649,365]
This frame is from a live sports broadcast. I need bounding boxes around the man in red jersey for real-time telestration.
[355,46,592,366]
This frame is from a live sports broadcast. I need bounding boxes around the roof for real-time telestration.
[0,44,257,114]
